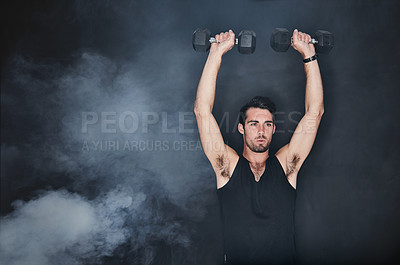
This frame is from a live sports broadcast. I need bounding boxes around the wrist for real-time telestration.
[302,52,315,59]
[208,50,224,59]
[303,54,318,63]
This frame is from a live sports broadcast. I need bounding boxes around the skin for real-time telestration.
[238,108,276,181]
[194,28,324,189]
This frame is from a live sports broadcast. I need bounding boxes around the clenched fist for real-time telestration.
[210,30,235,57]
[291,29,316,59]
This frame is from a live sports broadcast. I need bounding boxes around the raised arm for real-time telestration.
[276,29,324,189]
[194,30,239,189]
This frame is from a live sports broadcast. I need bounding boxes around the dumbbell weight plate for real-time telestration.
[315,30,334,53]
[192,28,211,52]
[238,30,256,54]
[270,28,291,52]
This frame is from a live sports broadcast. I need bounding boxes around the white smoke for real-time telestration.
[0,188,144,265]
[1,47,214,265]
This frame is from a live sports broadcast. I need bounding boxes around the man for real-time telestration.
[194,29,324,264]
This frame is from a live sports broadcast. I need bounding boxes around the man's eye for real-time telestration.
[251,123,256,126]
[266,123,272,127]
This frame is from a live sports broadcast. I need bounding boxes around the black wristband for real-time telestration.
[303,54,318,63]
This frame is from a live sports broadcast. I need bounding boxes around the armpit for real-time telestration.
[286,153,300,177]
[216,154,230,178]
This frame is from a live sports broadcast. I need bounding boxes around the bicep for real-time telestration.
[195,112,238,187]
[195,112,237,168]
[195,111,227,159]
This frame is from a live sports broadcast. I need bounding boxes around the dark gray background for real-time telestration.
[1,0,399,264]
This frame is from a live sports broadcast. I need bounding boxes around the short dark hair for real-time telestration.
[239,96,276,126]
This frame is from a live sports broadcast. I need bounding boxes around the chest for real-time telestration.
[249,163,265,182]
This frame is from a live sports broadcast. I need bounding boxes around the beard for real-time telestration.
[245,135,271,153]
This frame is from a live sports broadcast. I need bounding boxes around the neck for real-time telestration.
[242,147,269,164]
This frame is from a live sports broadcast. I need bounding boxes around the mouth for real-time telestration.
[256,139,265,143]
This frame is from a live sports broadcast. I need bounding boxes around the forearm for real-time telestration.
[194,51,223,114]
[291,29,324,116]
[304,60,324,115]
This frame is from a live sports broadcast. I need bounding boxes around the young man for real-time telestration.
[194,29,324,264]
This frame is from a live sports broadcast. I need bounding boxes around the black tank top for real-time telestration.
[217,154,297,265]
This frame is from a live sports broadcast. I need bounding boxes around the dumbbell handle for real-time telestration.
[291,37,318,44]
[209,37,239,45]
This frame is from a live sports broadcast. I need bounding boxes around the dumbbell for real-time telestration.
[192,28,256,54]
[270,28,334,53]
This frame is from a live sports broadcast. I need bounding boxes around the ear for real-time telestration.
[273,123,276,135]
[238,123,244,135]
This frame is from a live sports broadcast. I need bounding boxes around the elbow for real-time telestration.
[316,106,324,117]
[193,103,201,116]
[306,105,324,118]
[194,106,201,116]
[194,101,212,117]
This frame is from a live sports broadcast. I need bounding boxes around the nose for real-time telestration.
[257,124,266,134]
